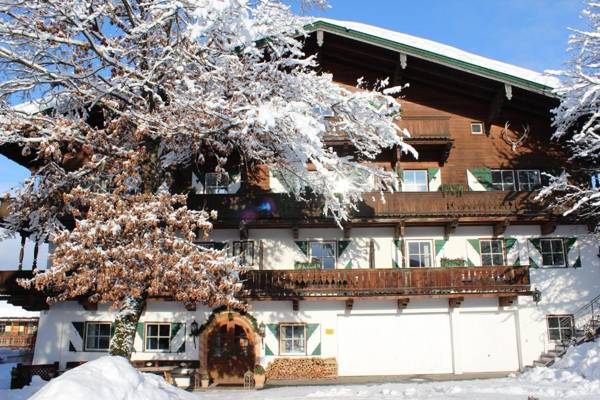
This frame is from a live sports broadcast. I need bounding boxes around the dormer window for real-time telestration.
[205,172,229,194]
[470,122,483,135]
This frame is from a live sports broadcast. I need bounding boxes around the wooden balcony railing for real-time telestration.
[241,266,531,299]
[188,191,546,222]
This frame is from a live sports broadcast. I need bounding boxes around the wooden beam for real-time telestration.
[292,299,299,311]
[239,221,248,240]
[185,302,197,311]
[499,296,517,307]
[292,224,299,240]
[78,298,98,311]
[493,220,510,237]
[345,299,354,311]
[541,221,557,235]
[449,297,464,309]
[343,224,351,239]
[394,221,405,239]
[444,220,459,239]
[369,239,375,269]
[485,88,506,134]
[397,297,410,310]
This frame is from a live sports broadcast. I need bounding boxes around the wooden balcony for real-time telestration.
[188,191,548,225]
[241,265,531,300]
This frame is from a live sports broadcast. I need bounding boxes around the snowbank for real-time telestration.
[28,356,194,400]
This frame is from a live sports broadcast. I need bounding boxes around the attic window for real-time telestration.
[470,122,483,135]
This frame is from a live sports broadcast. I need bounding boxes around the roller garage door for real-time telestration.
[337,311,520,376]
[337,313,454,376]
[459,311,520,373]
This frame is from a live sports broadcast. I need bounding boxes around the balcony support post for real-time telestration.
[397,298,409,311]
[493,220,510,237]
[292,299,299,312]
[345,299,353,311]
[541,221,557,235]
[444,220,459,240]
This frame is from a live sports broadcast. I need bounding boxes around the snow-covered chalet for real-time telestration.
[1,19,599,383]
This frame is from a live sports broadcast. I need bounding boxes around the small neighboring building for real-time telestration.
[0,317,38,349]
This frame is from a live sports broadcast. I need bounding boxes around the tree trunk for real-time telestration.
[109,294,146,358]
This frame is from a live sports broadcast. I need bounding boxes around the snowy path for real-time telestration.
[196,374,599,400]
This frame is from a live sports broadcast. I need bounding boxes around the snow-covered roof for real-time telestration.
[309,19,559,96]
[0,301,39,318]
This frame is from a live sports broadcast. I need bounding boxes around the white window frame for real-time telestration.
[204,172,229,194]
[84,322,112,352]
[308,240,337,269]
[232,240,255,266]
[491,169,516,191]
[517,169,541,191]
[547,315,574,342]
[479,239,505,266]
[279,323,307,355]
[539,238,566,268]
[405,240,434,268]
[402,170,429,192]
[144,322,171,352]
[470,122,484,135]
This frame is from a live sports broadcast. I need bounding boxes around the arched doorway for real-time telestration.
[200,312,259,385]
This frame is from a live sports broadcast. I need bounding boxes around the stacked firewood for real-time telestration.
[265,358,337,380]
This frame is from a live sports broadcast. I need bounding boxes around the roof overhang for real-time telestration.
[306,20,558,98]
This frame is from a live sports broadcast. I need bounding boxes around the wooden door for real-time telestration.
[207,320,255,384]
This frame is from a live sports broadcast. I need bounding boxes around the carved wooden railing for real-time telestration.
[241,266,531,299]
[189,191,545,221]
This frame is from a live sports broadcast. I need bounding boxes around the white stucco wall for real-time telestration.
[31,223,600,375]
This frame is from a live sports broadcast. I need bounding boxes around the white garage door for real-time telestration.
[459,312,519,373]
[337,313,454,376]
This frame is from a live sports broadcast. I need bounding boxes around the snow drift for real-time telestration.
[28,356,194,400]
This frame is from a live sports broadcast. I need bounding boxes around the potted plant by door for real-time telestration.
[253,364,266,389]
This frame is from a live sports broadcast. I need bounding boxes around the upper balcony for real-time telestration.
[188,190,550,227]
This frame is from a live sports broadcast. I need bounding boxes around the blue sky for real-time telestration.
[0,0,587,192]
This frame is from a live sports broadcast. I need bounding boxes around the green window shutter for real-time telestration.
[213,241,227,251]
[468,168,493,191]
[344,261,353,269]
[504,238,517,252]
[267,323,279,339]
[337,240,351,256]
[467,239,481,254]
[392,259,401,269]
[529,238,542,253]
[394,239,404,255]
[72,322,84,340]
[307,324,321,356]
[171,323,182,338]
[294,241,309,257]
[435,239,447,256]
[428,168,440,184]
[565,237,577,254]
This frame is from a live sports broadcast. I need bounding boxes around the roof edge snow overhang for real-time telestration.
[306,20,558,98]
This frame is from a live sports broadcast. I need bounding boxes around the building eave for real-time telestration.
[306,20,558,98]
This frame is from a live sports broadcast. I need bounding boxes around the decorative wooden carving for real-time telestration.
[444,220,459,239]
[541,221,557,235]
[499,296,516,307]
[345,299,354,311]
[397,298,410,310]
[185,302,197,311]
[493,220,510,237]
[292,299,299,311]
[78,298,98,311]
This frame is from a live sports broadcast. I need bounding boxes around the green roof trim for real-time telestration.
[306,21,556,97]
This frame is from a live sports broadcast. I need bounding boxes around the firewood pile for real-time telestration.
[265,357,337,380]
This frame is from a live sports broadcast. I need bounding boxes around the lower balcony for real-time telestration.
[0,266,531,310]
[241,266,531,300]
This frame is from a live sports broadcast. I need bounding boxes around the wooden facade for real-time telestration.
[0,317,38,349]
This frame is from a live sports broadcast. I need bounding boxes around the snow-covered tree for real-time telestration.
[0,0,411,357]
[539,2,600,230]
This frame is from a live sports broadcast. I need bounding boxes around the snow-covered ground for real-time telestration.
[1,342,599,400]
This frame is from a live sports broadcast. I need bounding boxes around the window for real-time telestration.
[145,323,171,352]
[540,239,566,267]
[517,170,541,191]
[17,324,25,336]
[204,172,229,194]
[480,239,505,266]
[491,170,516,191]
[233,241,255,266]
[407,240,433,268]
[592,172,600,190]
[402,170,428,192]
[280,324,306,355]
[84,322,112,351]
[309,241,336,269]
[547,315,574,342]
[0,322,5,333]
[470,122,483,135]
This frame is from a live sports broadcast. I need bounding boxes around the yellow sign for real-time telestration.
[325,328,335,335]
